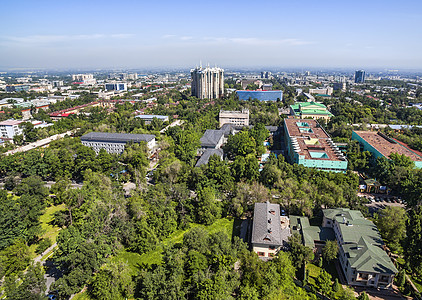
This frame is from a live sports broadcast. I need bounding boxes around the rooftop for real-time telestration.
[195,149,224,167]
[353,131,422,162]
[284,118,346,162]
[200,129,224,148]
[0,120,23,126]
[81,132,155,143]
[323,208,397,275]
[252,202,291,246]
[289,215,335,248]
[290,101,333,116]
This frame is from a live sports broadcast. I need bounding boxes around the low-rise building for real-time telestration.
[289,101,333,120]
[284,118,348,172]
[135,114,169,124]
[323,208,397,289]
[0,120,23,140]
[81,132,156,154]
[352,131,422,168]
[289,215,335,254]
[200,129,225,150]
[309,87,333,96]
[219,109,249,127]
[195,149,224,167]
[251,202,291,259]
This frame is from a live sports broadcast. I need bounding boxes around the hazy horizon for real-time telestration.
[1,0,422,70]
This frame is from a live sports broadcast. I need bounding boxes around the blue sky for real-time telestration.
[1,0,421,69]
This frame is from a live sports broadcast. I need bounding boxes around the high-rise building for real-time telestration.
[105,82,127,91]
[355,70,366,83]
[191,65,224,99]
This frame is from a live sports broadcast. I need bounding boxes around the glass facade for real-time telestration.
[236,90,283,101]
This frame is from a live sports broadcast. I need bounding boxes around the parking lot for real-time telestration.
[360,193,406,213]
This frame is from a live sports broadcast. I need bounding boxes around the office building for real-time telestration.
[309,87,333,96]
[81,132,156,154]
[52,81,64,87]
[72,74,96,85]
[191,66,224,99]
[251,202,291,259]
[5,85,30,92]
[323,208,397,289]
[289,101,333,120]
[105,82,127,91]
[352,131,422,168]
[333,82,346,91]
[355,70,366,83]
[219,109,249,127]
[284,118,348,172]
[0,120,23,140]
[236,90,283,101]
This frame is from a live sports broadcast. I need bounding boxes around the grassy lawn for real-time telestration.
[112,218,234,274]
[28,204,66,258]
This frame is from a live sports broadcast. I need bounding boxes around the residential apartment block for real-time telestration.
[284,118,348,172]
[191,66,224,99]
[81,132,156,154]
[251,202,291,259]
[219,109,249,127]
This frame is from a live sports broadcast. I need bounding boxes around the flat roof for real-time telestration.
[284,118,344,162]
[0,120,22,126]
[81,132,155,143]
[353,131,422,162]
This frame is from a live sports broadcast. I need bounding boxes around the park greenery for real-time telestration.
[0,78,422,299]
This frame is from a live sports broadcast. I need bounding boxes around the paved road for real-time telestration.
[3,130,75,156]
[160,119,184,133]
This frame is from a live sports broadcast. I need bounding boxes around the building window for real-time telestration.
[257,252,265,257]
[268,253,275,257]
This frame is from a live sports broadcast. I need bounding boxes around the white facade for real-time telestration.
[0,120,23,139]
[219,109,249,127]
[191,66,224,99]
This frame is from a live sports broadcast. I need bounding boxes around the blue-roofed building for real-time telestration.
[236,90,283,101]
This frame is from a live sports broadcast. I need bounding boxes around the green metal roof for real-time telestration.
[289,215,335,248]
[323,208,397,275]
[290,101,333,117]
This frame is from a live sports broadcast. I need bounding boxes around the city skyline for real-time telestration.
[1,0,422,70]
